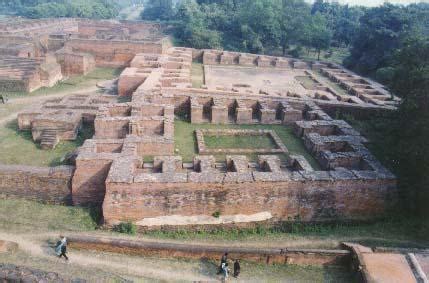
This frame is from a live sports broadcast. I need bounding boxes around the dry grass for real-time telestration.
[191,62,204,88]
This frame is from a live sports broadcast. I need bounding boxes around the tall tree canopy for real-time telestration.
[141,0,174,21]
[344,3,429,78]
[1,0,121,19]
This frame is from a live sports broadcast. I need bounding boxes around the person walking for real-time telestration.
[233,259,240,278]
[55,236,68,261]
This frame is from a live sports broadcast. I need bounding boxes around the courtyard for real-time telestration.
[204,64,309,95]
[174,119,320,169]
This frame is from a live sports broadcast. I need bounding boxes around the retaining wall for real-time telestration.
[103,177,397,225]
[0,164,74,204]
[68,235,350,266]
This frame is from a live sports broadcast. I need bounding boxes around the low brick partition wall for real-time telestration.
[0,164,74,204]
[196,129,288,154]
[68,235,350,266]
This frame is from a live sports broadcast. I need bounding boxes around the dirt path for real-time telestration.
[0,86,99,126]
[0,231,213,281]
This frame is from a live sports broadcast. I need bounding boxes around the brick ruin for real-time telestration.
[0,18,168,92]
[9,20,401,228]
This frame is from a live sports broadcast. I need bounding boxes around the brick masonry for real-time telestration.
[0,164,74,204]
[7,20,400,229]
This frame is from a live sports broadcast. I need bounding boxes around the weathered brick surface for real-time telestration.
[55,50,95,76]
[11,38,398,229]
[72,159,113,206]
[0,164,74,204]
[65,39,166,67]
[103,173,396,225]
[68,235,350,266]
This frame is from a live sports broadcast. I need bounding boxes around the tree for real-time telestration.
[141,0,174,21]
[20,0,120,19]
[303,13,332,60]
[345,4,415,75]
[311,0,364,47]
[279,0,312,56]
[389,38,429,220]
[174,0,222,49]
[236,0,282,53]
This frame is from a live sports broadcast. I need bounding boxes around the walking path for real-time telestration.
[0,231,213,281]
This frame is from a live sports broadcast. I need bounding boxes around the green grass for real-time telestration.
[0,67,122,99]
[142,217,429,249]
[0,198,99,232]
[204,134,277,149]
[174,119,320,169]
[191,62,204,88]
[0,120,94,166]
[206,260,356,283]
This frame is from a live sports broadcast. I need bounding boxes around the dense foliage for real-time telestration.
[343,4,429,225]
[344,3,429,81]
[141,0,344,57]
[1,0,120,19]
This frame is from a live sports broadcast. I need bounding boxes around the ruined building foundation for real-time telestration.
[7,20,400,228]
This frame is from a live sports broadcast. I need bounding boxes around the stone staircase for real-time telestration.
[40,128,60,149]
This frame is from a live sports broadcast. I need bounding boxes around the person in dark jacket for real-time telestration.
[55,236,68,261]
[59,244,68,260]
[233,259,240,278]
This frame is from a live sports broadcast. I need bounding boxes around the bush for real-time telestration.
[114,221,137,235]
[212,211,221,218]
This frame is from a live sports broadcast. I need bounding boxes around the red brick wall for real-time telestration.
[0,164,74,204]
[102,178,396,224]
[72,159,112,206]
[65,39,164,67]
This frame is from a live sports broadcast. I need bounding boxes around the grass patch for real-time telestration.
[0,120,94,166]
[142,217,429,249]
[174,119,320,169]
[1,67,122,99]
[191,62,204,88]
[204,134,277,149]
[114,221,137,235]
[0,198,99,232]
